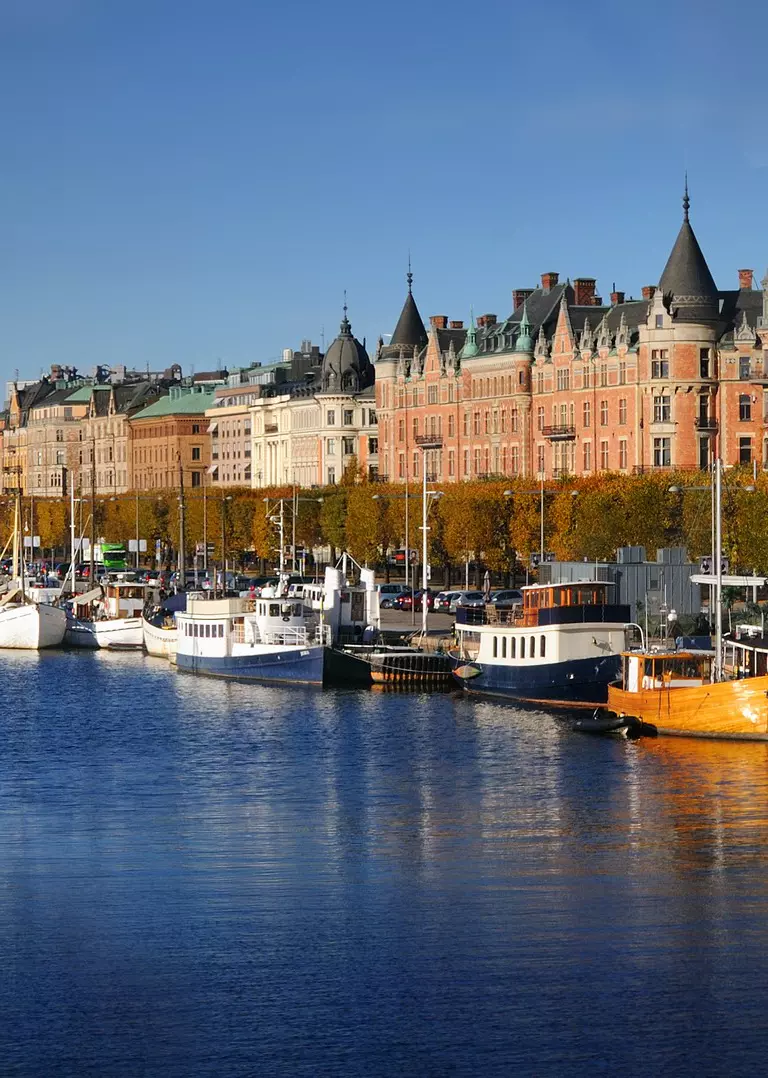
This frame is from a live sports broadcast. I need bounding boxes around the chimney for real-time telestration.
[481,314,497,327]
[739,269,754,290]
[541,272,559,292]
[430,315,448,329]
[449,320,464,329]
[574,277,597,306]
[610,290,625,306]
[641,285,656,301]
[512,288,534,310]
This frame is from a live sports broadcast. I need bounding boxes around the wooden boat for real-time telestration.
[607,649,768,741]
[65,580,158,650]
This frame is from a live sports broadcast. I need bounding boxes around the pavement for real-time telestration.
[379,608,455,635]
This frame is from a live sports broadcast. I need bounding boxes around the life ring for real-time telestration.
[282,615,290,622]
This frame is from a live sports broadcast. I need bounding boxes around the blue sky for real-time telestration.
[1,0,766,387]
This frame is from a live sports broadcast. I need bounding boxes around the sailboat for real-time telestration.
[605,459,768,740]
[0,488,67,649]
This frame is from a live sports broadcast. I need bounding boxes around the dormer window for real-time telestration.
[655,315,663,328]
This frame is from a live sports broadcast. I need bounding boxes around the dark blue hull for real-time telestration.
[176,645,325,685]
[453,654,621,705]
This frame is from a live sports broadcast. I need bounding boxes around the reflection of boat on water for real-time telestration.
[451,581,630,704]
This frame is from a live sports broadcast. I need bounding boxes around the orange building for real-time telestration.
[129,385,217,491]
[375,193,768,484]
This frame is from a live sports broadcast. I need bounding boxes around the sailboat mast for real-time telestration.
[178,453,186,587]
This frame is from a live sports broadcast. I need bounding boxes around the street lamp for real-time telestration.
[504,484,579,566]
[373,490,421,626]
[415,437,444,636]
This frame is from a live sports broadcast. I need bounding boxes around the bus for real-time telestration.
[95,543,128,571]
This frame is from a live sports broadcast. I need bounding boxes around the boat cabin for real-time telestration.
[104,582,157,619]
[519,581,614,626]
[620,651,712,693]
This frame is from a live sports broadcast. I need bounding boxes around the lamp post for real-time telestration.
[504,483,579,568]
[373,490,421,626]
[221,494,233,594]
[415,437,444,637]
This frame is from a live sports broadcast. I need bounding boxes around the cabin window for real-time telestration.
[219,624,224,637]
[493,637,498,658]
[540,635,546,658]
[520,638,526,659]
[205,624,211,637]
[269,604,280,617]
[293,604,302,616]
[510,637,515,658]
[501,637,507,658]
[530,636,536,657]
[193,624,199,637]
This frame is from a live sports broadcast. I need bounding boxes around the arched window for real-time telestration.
[520,637,526,659]
[530,636,536,657]
[540,635,546,657]
[493,637,498,658]
[501,637,507,658]
[510,636,516,658]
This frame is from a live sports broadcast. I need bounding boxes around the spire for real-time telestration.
[658,186,719,323]
[460,308,479,358]
[515,300,533,352]
[389,264,428,352]
[340,291,352,336]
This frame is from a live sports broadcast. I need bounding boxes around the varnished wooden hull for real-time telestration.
[607,675,768,740]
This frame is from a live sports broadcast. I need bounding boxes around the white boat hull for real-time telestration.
[142,617,178,660]
[0,602,67,649]
[65,616,144,650]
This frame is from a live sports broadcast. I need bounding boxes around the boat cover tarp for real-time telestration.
[72,588,102,607]
[162,593,187,613]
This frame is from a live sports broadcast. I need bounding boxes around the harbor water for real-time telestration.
[2,650,768,1076]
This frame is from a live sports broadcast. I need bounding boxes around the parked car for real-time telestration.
[377,583,408,606]
[450,591,486,612]
[434,590,461,613]
[489,589,523,609]
[391,589,414,610]
[412,588,436,612]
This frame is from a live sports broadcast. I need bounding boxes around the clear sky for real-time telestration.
[1,0,766,388]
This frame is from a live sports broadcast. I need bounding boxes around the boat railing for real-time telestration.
[260,624,328,647]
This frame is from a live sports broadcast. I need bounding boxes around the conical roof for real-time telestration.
[658,186,719,323]
[389,268,427,352]
[321,304,373,393]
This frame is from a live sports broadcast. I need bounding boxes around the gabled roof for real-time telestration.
[131,386,216,419]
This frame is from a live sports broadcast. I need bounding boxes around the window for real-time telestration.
[739,437,752,465]
[55,429,63,442]
[537,372,545,394]
[463,412,469,437]
[427,385,438,404]
[398,418,405,441]
[448,450,455,476]
[740,356,751,380]
[530,636,536,657]
[583,442,592,471]
[700,348,710,379]
[368,436,378,454]
[398,453,405,478]
[655,314,663,328]
[556,368,570,391]
[192,446,201,461]
[412,416,419,438]
[473,412,481,436]
[600,364,608,387]
[600,441,609,470]
[559,404,567,426]
[651,349,669,379]
[502,637,507,658]
[510,637,516,658]
[192,424,200,434]
[619,398,627,425]
[653,395,671,423]
[520,637,526,659]
[583,365,591,389]
[448,415,455,437]
[484,411,491,434]
[342,437,355,455]
[739,394,752,421]
[537,445,545,475]
[540,636,546,658]
[191,471,201,487]
[618,362,626,385]
[413,452,419,477]
[537,406,545,431]
[493,637,498,658]
[583,401,591,428]
[464,449,470,476]
[56,450,65,465]
[619,440,628,470]
[343,409,354,426]
[326,438,336,455]
[600,400,608,426]
[511,408,518,433]
[327,410,335,425]
[327,467,336,484]
[653,437,671,467]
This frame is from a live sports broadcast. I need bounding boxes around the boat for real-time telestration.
[175,592,330,684]
[0,490,67,650]
[142,593,186,660]
[65,579,158,650]
[451,580,631,704]
[604,458,768,740]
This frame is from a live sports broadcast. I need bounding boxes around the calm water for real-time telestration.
[2,652,768,1076]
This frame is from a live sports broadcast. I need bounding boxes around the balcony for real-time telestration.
[542,425,576,441]
[694,417,718,432]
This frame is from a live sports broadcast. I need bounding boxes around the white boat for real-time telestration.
[65,579,158,650]
[0,587,67,649]
[0,492,66,650]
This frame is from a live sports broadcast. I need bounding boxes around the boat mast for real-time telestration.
[177,452,186,589]
[713,457,723,682]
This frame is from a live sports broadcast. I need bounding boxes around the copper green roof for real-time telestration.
[131,386,216,419]
[65,384,110,402]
